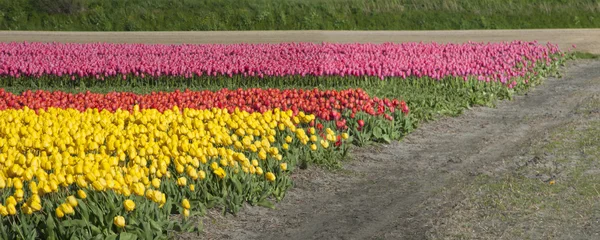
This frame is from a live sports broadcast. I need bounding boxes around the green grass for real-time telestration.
[573,51,600,59]
[1,0,600,31]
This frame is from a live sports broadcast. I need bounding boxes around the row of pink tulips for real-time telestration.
[0,41,560,82]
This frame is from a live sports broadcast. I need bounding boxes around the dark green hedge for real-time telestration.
[1,0,599,31]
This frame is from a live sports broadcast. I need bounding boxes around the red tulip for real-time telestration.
[357,119,365,128]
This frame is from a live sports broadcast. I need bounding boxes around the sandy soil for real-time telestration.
[180,60,600,240]
[0,29,599,54]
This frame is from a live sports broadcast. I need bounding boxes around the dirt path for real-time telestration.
[1,30,599,54]
[193,60,600,240]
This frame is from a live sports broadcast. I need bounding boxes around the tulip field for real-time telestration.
[0,41,568,239]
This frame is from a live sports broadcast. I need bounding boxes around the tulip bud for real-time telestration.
[113,216,126,228]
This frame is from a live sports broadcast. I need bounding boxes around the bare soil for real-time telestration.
[1,30,599,54]
[184,60,600,240]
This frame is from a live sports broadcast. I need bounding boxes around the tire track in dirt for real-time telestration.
[1,30,599,54]
[196,60,600,239]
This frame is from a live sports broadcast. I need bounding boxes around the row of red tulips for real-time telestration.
[0,41,560,82]
[0,88,408,128]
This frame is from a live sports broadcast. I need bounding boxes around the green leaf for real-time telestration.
[142,221,153,240]
[78,200,90,221]
[60,219,89,228]
[149,220,162,232]
[128,216,139,226]
[88,204,104,226]
[231,176,243,195]
[382,134,391,143]
[45,214,56,233]
[105,234,118,240]
[373,126,383,139]
[92,234,105,240]
[118,232,138,240]
[197,220,204,234]
[256,199,275,209]
[182,220,196,233]
[90,225,102,235]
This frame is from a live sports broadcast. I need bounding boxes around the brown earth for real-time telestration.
[1,29,599,54]
[181,60,600,240]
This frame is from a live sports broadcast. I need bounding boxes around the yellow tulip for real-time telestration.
[213,167,226,179]
[151,178,161,189]
[12,178,23,189]
[29,181,38,193]
[342,133,349,139]
[121,187,132,197]
[152,190,162,203]
[0,206,8,216]
[320,139,329,149]
[124,199,135,212]
[132,182,145,196]
[182,199,190,209]
[258,150,267,160]
[55,207,65,218]
[160,193,166,205]
[265,172,276,182]
[113,215,126,228]
[280,163,287,171]
[188,168,199,180]
[29,200,42,212]
[6,196,17,206]
[77,189,87,199]
[76,176,88,188]
[67,195,78,208]
[177,177,187,186]
[145,189,155,200]
[60,203,75,215]
[21,204,33,215]
[92,180,105,191]
[210,162,219,171]
[14,189,24,199]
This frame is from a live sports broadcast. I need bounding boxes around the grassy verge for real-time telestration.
[432,98,600,239]
[573,51,600,60]
[1,0,599,30]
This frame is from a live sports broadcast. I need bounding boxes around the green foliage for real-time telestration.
[30,0,87,14]
[0,0,599,30]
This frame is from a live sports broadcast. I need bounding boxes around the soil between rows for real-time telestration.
[1,30,599,54]
[186,59,600,240]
